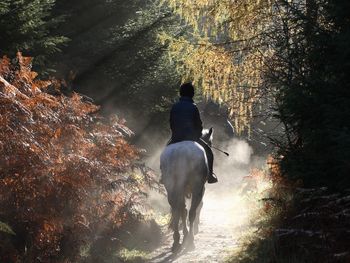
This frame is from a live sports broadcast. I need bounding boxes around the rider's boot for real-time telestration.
[207,162,218,184]
[208,173,218,184]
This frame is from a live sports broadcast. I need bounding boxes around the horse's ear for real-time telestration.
[209,127,214,135]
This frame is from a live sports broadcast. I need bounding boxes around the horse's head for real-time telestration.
[201,127,214,147]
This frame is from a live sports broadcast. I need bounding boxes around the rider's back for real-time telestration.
[170,97,202,142]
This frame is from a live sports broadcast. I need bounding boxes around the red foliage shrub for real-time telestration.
[0,53,158,262]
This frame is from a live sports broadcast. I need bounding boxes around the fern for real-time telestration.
[0,53,160,261]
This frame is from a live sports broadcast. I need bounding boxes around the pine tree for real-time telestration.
[50,0,181,150]
[0,0,68,71]
[269,0,350,189]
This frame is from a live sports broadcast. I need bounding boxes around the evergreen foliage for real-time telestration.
[268,0,350,190]
[50,0,181,148]
[0,0,183,150]
[0,0,68,70]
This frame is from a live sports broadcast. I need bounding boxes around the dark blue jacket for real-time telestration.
[170,97,203,142]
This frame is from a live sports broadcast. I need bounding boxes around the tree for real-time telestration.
[0,0,68,71]
[162,0,350,189]
[159,0,275,135]
[50,0,182,150]
[267,0,350,189]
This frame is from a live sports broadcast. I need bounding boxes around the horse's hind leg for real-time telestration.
[181,207,188,239]
[186,185,204,250]
[194,199,203,235]
[194,187,205,235]
[170,207,181,253]
[168,189,184,253]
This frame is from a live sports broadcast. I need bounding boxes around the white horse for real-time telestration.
[160,128,213,252]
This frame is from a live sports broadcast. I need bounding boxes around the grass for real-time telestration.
[224,163,310,263]
[117,248,151,262]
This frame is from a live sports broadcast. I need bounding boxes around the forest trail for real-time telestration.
[148,188,251,263]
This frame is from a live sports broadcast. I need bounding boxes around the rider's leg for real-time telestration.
[206,146,214,175]
[198,141,217,183]
[206,146,218,183]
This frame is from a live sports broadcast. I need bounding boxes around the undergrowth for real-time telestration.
[228,158,350,263]
[0,53,162,262]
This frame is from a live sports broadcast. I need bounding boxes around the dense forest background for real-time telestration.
[1,0,181,153]
[0,0,271,153]
[1,0,350,262]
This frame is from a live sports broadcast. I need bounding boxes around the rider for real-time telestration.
[166,82,218,184]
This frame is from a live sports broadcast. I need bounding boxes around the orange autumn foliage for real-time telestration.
[0,53,158,262]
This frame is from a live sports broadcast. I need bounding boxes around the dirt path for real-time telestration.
[148,190,250,263]
[145,139,260,262]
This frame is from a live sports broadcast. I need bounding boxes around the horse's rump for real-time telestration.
[160,141,208,189]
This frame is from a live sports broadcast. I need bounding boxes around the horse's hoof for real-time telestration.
[186,242,195,251]
[183,236,195,251]
[172,243,181,253]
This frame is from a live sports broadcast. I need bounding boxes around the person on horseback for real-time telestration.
[166,82,218,184]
